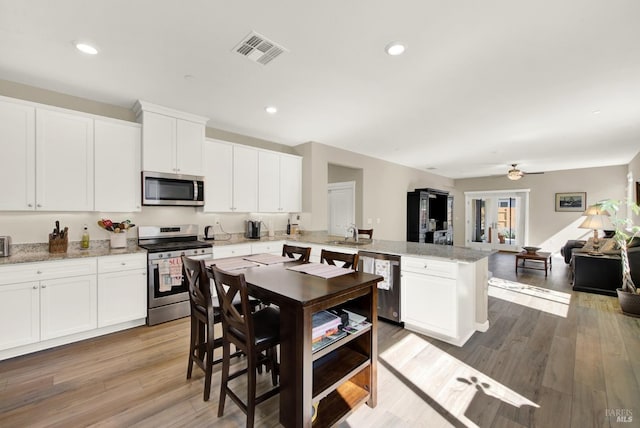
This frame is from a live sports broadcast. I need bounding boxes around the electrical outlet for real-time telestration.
[367,218,373,225]
[376,218,381,224]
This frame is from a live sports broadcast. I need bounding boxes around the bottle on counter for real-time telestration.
[81,225,90,249]
[286,219,291,235]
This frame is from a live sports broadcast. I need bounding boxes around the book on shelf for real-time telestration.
[312,310,342,341]
[312,330,347,353]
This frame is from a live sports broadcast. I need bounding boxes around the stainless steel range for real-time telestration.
[138,224,213,325]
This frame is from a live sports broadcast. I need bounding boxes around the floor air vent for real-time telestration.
[233,31,287,65]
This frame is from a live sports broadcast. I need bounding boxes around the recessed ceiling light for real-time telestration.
[184,74,195,81]
[592,110,601,114]
[385,42,406,56]
[265,106,278,114]
[75,42,98,55]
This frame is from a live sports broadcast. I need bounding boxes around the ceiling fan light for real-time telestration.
[507,169,523,180]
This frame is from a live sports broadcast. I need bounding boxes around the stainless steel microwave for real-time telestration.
[142,171,205,206]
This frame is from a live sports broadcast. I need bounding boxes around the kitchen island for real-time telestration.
[210,232,493,346]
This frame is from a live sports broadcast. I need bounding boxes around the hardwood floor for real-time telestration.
[1,252,638,427]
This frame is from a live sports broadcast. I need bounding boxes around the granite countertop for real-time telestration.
[0,239,145,266]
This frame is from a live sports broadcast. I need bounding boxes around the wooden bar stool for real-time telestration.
[358,228,374,239]
[282,244,312,262]
[320,249,360,270]
[209,266,281,428]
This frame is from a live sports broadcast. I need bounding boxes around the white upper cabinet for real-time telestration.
[232,145,259,212]
[203,139,233,212]
[94,119,142,212]
[134,101,208,176]
[0,98,35,210]
[278,154,302,212]
[258,151,302,212]
[36,108,94,211]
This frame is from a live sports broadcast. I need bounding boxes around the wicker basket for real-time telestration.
[48,234,68,253]
[617,288,640,318]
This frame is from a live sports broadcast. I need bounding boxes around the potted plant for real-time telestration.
[599,199,640,316]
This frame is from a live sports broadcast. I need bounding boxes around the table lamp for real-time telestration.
[579,204,612,255]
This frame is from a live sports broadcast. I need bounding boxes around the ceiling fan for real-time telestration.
[507,164,544,180]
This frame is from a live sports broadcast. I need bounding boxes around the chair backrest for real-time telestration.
[320,249,360,270]
[208,266,254,348]
[357,229,374,239]
[182,256,213,314]
[282,244,312,262]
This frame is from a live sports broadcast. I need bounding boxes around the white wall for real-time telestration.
[453,165,628,249]
[294,142,455,240]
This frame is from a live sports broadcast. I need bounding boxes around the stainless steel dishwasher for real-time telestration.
[358,251,402,323]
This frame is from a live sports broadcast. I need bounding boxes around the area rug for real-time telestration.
[488,277,571,305]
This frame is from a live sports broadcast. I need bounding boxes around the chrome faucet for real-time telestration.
[346,224,358,242]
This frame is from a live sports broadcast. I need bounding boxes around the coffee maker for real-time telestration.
[245,220,261,239]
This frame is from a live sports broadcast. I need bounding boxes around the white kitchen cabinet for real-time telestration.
[251,241,286,255]
[203,139,233,212]
[400,256,476,346]
[212,244,253,259]
[203,139,258,212]
[97,254,147,327]
[258,151,302,212]
[40,274,97,340]
[0,98,35,210]
[94,119,142,212]
[36,108,94,211]
[279,154,302,212]
[0,258,98,351]
[134,101,208,176]
[233,145,259,212]
[0,281,40,350]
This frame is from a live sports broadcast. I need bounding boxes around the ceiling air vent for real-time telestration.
[233,31,287,65]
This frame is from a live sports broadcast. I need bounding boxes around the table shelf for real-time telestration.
[312,324,371,361]
[312,379,371,428]
[313,346,370,401]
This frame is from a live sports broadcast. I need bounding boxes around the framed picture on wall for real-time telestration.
[555,192,587,212]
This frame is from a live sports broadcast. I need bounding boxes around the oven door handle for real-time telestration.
[148,262,158,305]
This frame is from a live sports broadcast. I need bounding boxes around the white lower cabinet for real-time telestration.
[250,241,285,255]
[0,281,40,350]
[212,244,253,259]
[97,254,147,328]
[401,256,475,346]
[40,274,97,340]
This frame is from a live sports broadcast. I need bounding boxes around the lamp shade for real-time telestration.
[583,204,610,216]
[579,214,613,230]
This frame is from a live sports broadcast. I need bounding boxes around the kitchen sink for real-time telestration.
[326,240,370,246]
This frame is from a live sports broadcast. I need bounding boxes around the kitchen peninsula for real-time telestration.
[209,232,493,346]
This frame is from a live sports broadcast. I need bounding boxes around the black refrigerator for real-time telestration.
[406,188,452,244]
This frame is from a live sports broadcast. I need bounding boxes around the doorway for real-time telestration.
[465,190,530,251]
[328,181,355,236]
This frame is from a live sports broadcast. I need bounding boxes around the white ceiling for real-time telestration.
[1,0,639,179]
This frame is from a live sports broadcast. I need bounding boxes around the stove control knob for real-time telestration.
[158,254,163,258]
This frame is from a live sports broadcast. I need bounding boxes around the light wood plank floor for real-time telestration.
[1,252,638,427]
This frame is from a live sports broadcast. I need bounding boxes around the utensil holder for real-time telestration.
[110,232,127,249]
[48,234,68,253]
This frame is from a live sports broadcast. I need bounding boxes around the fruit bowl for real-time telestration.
[522,246,541,254]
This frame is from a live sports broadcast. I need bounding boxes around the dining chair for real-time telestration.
[358,228,374,239]
[282,244,312,262]
[209,266,281,428]
[320,249,360,270]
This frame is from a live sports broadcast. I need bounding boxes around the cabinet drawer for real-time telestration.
[251,241,285,254]
[213,244,252,259]
[401,257,457,279]
[98,253,147,273]
[0,258,97,285]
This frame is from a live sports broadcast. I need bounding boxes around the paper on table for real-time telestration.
[207,257,259,271]
[243,253,292,265]
[287,262,354,279]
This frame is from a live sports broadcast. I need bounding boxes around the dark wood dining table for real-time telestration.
[211,261,382,427]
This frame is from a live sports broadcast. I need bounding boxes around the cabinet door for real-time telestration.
[401,271,457,337]
[258,150,280,212]
[212,244,252,259]
[98,268,147,327]
[233,146,258,212]
[35,109,94,211]
[0,99,36,211]
[94,119,142,212]
[141,111,176,173]
[280,155,302,212]
[0,282,40,350]
[176,119,204,175]
[203,139,233,212]
[40,275,97,340]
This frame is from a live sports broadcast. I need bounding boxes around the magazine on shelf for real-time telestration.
[312,330,347,353]
[312,310,342,341]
